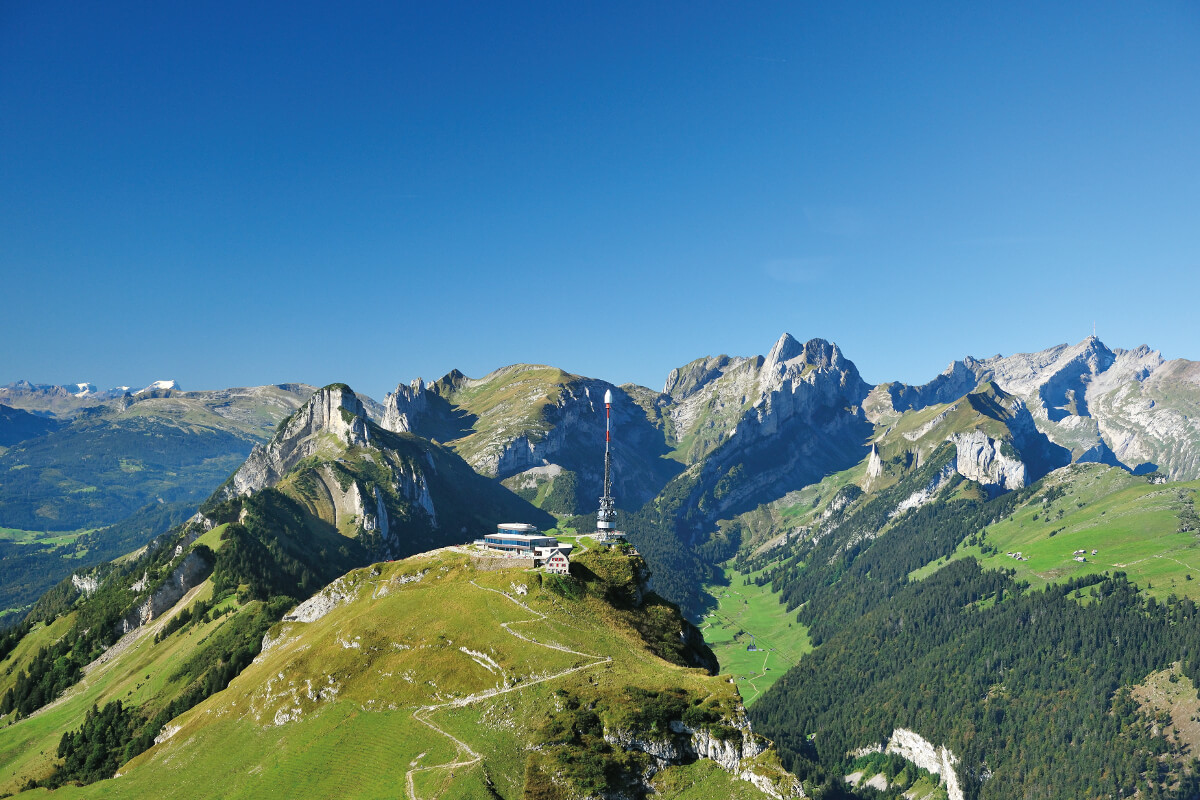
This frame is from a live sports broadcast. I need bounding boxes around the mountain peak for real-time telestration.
[382,379,431,434]
[229,383,370,497]
[765,333,804,366]
[763,334,849,375]
[138,379,179,394]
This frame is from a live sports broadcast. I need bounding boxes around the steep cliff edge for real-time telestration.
[220,382,550,560]
[228,384,370,497]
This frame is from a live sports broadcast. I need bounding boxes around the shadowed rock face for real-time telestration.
[659,334,874,525]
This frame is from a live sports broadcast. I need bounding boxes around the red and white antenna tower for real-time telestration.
[597,389,617,533]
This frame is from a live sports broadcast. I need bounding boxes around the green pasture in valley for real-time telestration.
[700,565,811,705]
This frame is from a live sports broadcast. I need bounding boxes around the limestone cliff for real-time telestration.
[950,430,1027,491]
[659,334,873,523]
[381,378,430,434]
[603,713,804,799]
[116,549,212,635]
[877,337,1200,479]
[884,729,964,800]
[228,385,370,498]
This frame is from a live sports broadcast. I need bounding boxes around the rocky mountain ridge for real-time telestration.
[222,382,550,561]
[868,336,1200,479]
[381,365,682,516]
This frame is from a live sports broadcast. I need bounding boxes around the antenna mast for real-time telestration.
[597,389,617,534]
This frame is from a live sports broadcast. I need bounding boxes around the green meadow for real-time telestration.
[24,551,788,799]
[700,566,812,705]
[912,465,1200,599]
[0,528,91,548]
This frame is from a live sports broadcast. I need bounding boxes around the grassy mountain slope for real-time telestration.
[913,464,1200,599]
[0,384,561,793]
[10,548,800,799]
[404,365,682,517]
[0,485,363,793]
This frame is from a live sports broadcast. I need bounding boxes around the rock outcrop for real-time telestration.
[950,431,1027,491]
[282,575,359,623]
[603,713,804,798]
[865,443,884,488]
[228,385,370,497]
[70,573,99,597]
[381,378,429,434]
[884,728,964,800]
[116,549,212,635]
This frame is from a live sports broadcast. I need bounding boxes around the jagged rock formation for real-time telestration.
[664,335,871,464]
[865,443,884,489]
[380,378,429,433]
[950,430,1027,491]
[871,337,1200,479]
[660,334,873,523]
[228,385,370,497]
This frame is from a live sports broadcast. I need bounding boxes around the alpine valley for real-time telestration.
[2,333,1200,799]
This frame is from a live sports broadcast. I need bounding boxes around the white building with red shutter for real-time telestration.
[542,548,570,575]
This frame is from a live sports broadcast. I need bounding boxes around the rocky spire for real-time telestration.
[228,384,370,497]
[382,378,429,434]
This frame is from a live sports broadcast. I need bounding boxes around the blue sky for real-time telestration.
[2,2,1198,400]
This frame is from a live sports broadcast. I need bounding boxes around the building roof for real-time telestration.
[487,532,555,543]
[497,522,539,533]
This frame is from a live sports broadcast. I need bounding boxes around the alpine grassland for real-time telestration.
[7,547,792,799]
[699,566,811,705]
[912,464,1200,598]
[431,365,575,465]
[0,578,257,794]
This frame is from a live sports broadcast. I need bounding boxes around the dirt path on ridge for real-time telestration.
[404,581,611,800]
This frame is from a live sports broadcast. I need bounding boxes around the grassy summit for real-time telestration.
[20,547,796,799]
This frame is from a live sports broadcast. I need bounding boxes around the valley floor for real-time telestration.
[700,566,812,705]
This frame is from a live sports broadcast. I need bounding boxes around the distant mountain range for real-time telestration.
[2,335,1200,798]
[3,335,1196,611]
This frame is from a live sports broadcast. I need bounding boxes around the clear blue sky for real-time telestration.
[3,2,1198,400]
